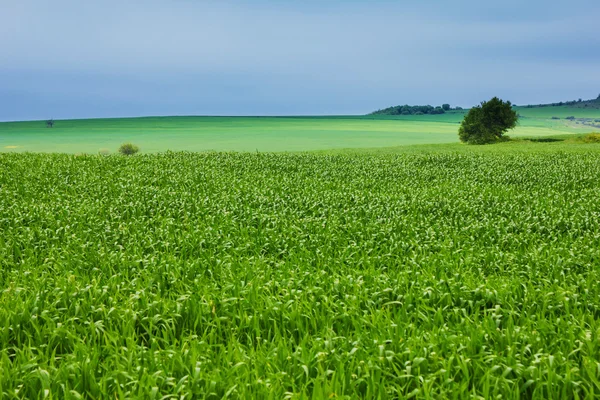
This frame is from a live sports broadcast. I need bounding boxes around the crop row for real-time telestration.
[0,150,599,398]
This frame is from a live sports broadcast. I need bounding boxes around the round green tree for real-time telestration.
[458,97,518,144]
[118,143,140,155]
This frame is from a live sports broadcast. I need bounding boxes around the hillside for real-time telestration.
[371,96,600,116]
[519,95,600,110]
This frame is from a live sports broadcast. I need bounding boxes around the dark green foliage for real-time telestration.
[370,104,446,116]
[118,142,140,155]
[442,104,451,111]
[527,137,564,143]
[458,97,518,144]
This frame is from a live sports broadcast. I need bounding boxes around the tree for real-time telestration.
[46,119,54,128]
[442,104,451,111]
[118,143,140,155]
[458,97,518,144]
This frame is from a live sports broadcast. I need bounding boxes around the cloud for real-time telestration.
[1,0,599,120]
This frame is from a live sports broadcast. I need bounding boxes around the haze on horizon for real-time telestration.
[1,0,599,122]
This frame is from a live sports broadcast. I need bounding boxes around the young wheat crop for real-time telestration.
[0,149,599,398]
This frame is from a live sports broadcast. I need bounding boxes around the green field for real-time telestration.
[1,106,598,153]
[1,143,600,398]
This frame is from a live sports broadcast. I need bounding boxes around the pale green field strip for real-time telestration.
[1,109,597,154]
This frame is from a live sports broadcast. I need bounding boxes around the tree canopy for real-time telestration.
[370,104,449,116]
[458,97,518,144]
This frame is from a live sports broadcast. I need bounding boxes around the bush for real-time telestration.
[551,116,560,120]
[458,97,518,144]
[566,116,575,120]
[98,148,110,156]
[414,111,424,115]
[119,143,140,156]
[583,133,600,143]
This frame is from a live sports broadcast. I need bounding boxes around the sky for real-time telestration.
[1,0,599,121]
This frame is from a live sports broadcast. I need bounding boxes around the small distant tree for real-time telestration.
[46,119,54,128]
[458,97,518,144]
[597,93,600,100]
[442,104,451,111]
[118,143,140,155]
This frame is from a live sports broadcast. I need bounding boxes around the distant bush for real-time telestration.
[98,148,110,156]
[119,143,140,156]
[566,116,576,120]
[583,133,600,143]
[551,116,560,120]
[414,111,424,115]
[442,104,451,111]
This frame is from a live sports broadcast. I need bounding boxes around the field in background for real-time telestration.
[1,143,600,398]
[1,106,599,153]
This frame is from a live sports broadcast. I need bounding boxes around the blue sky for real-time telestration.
[1,0,599,121]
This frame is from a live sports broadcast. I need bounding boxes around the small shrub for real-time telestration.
[414,111,424,115]
[566,116,576,120]
[583,133,600,143]
[551,116,560,120]
[119,143,140,156]
[98,148,111,156]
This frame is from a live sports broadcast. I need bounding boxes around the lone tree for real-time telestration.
[46,119,54,128]
[458,97,518,144]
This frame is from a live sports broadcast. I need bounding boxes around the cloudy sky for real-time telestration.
[1,0,599,121]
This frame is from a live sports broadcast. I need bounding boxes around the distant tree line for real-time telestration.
[522,96,600,108]
[370,103,459,116]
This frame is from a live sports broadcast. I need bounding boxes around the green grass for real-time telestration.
[515,106,600,119]
[2,107,599,153]
[1,142,600,398]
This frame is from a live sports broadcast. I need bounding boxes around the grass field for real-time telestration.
[1,105,599,153]
[1,143,600,398]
